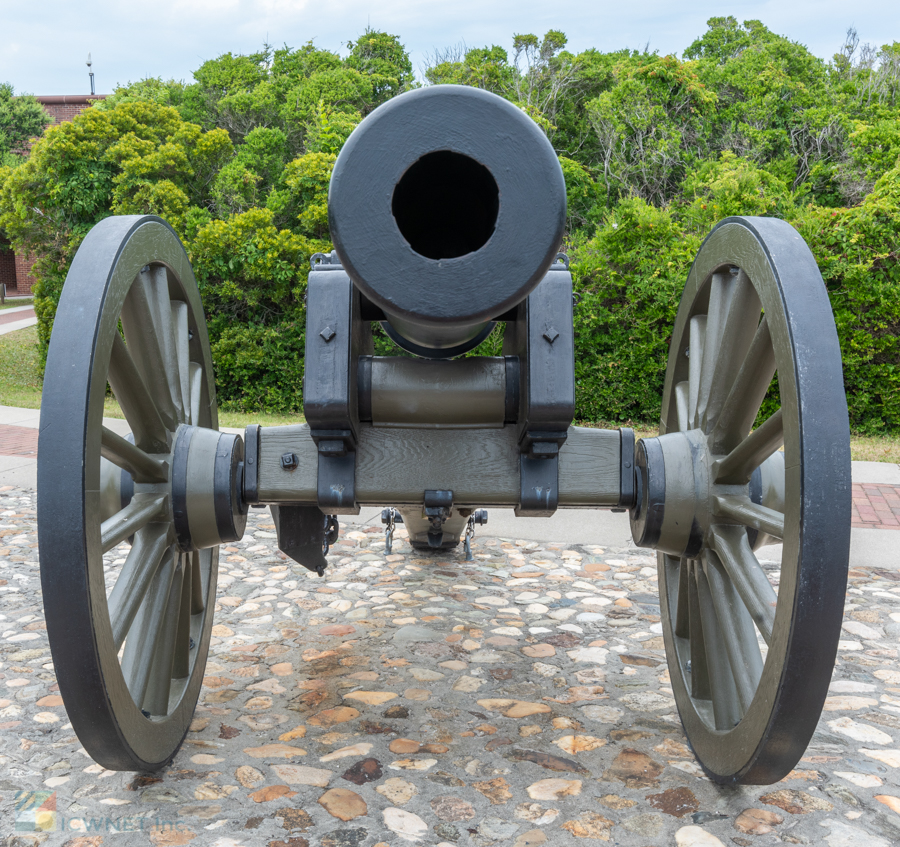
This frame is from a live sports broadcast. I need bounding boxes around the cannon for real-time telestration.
[37,85,851,784]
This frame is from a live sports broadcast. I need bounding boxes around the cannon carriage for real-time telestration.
[37,85,850,784]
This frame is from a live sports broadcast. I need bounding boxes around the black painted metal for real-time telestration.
[504,356,520,424]
[243,424,260,504]
[317,453,358,514]
[616,428,636,510]
[423,490,454,548]
[629,437,665,548]
[171,425,195,551]
[380,318,496,359]
[212,432,247,546]
[501,266,575,516]
[507,269,576,450]
[304,268,366,515]
[329,85,566,352]
[657,216,851,785]
[517,452,560,517]
[271,504,328,575]
[723,216,849,784]
[303,270,359,441]
[38,215,219,771]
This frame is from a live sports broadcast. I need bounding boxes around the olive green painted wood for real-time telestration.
[257,423,621,507]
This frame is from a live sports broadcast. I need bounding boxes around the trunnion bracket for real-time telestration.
[504,258,576,516]
[303,252,369,515]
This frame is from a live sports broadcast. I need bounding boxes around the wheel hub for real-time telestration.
[171,425,248,551]
[630,430,711,558]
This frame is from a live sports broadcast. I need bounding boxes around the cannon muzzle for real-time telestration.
[329,85,567,357]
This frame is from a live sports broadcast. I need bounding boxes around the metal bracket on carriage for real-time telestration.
[423,490,454,549]
[271,504,334,577]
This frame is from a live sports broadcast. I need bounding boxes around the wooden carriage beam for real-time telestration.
[256,423,622,508]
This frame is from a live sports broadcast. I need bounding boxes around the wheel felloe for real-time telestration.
[630,216,851,784]
[38,215,239,771]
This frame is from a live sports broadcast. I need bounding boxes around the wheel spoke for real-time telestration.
[675,381,690,432]
[173,554,192,679]
[687,561,711,700]
[120,549,177,707]
[101,426,168,484]
[696,560,743,730]
[190,550,205,614]
[704,552,764,714]
[713,409,784,484]
[688,316,706,428]
[149,267,185,423]
[674,556,690,639]
[709,317,775,454]
[189,362,203,426]
[172,301,191,424]
[100,495,167,554]
[120,268,179,430]
[696,272,730,429]
[142,557,185,716]
[709,525,777,645]
[108,332,169,454]
[703,270,761,432]
[714,494,784,540]
[108,524,170,650]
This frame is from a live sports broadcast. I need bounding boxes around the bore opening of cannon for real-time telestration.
[392,151,499,260]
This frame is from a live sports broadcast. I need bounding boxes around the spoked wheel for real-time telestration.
[38,216,247,771]
[630,216,851,784]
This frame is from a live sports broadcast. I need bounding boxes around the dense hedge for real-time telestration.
[1,21,898,431]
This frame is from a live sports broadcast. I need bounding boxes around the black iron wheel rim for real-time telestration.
[657,216,851,784]
[38,215,219,770]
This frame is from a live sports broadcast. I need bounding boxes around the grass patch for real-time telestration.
[0,297,33,311]
[581,419,900,465]
[0,325,43,408]
[848,434,900,464]
[2,329,898,459]
[0,327,305,427]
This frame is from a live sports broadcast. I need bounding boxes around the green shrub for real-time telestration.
[794,164,900,433]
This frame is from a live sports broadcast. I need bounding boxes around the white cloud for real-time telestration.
[0,0,895,94]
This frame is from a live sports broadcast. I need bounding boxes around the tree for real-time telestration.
[0,83,50,167]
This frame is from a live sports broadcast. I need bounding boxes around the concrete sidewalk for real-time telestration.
[2,404,897,570]
[0,304,37,335]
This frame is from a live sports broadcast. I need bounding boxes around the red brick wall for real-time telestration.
[14,253,38,295]
[41,102,94,125]
[0,244,16,294]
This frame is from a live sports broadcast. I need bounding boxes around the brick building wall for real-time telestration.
[4,95,105,295]
[0,243,16,294]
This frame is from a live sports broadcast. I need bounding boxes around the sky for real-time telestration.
[0,0,896,96]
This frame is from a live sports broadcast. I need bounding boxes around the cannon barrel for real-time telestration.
[328,85,567,356]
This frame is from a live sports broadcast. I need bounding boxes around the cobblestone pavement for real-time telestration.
[3,485,900,846]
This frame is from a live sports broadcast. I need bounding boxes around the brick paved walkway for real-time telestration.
[0,423,37,457]
[0,306,35,326]
[853,482,900,529]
